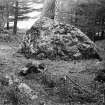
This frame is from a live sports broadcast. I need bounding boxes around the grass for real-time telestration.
[95,40,105,60]
[0,83,32,105]
[0,32,105,105]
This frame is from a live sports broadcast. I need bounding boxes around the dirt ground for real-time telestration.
[0,34,105,105]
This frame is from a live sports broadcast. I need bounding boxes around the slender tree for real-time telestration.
[6,1,10,30]
[13,1,18,34]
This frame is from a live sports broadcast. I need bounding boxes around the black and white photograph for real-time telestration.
[0,0,105,105]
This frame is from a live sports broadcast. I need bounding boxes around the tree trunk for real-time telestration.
[54,0,77,25]
[0,8,5,29]
[7,21,9,30]
[6,5,9,30]
[13,1,18,35]
[42,0,55,19]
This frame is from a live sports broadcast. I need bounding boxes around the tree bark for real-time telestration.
[54,0,77,25]
[13,1,18,35]
[6,4,10,30]
[42,0,55,19]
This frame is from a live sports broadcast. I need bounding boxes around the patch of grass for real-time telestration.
[0,83,32,105]
[0,35,105,105]
[95,40,105,60]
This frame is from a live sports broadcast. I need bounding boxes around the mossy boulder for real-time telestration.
[20,17,101,61]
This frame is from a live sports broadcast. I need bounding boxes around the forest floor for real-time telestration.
[0,32,105,105]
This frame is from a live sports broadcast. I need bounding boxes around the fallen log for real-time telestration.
[19,62,47,76]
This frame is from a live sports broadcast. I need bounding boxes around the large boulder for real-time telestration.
[20,17,101,61]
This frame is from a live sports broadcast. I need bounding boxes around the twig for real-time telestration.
[65,74,92,95]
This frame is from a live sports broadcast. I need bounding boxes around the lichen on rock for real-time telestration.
[20,17,101,61]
